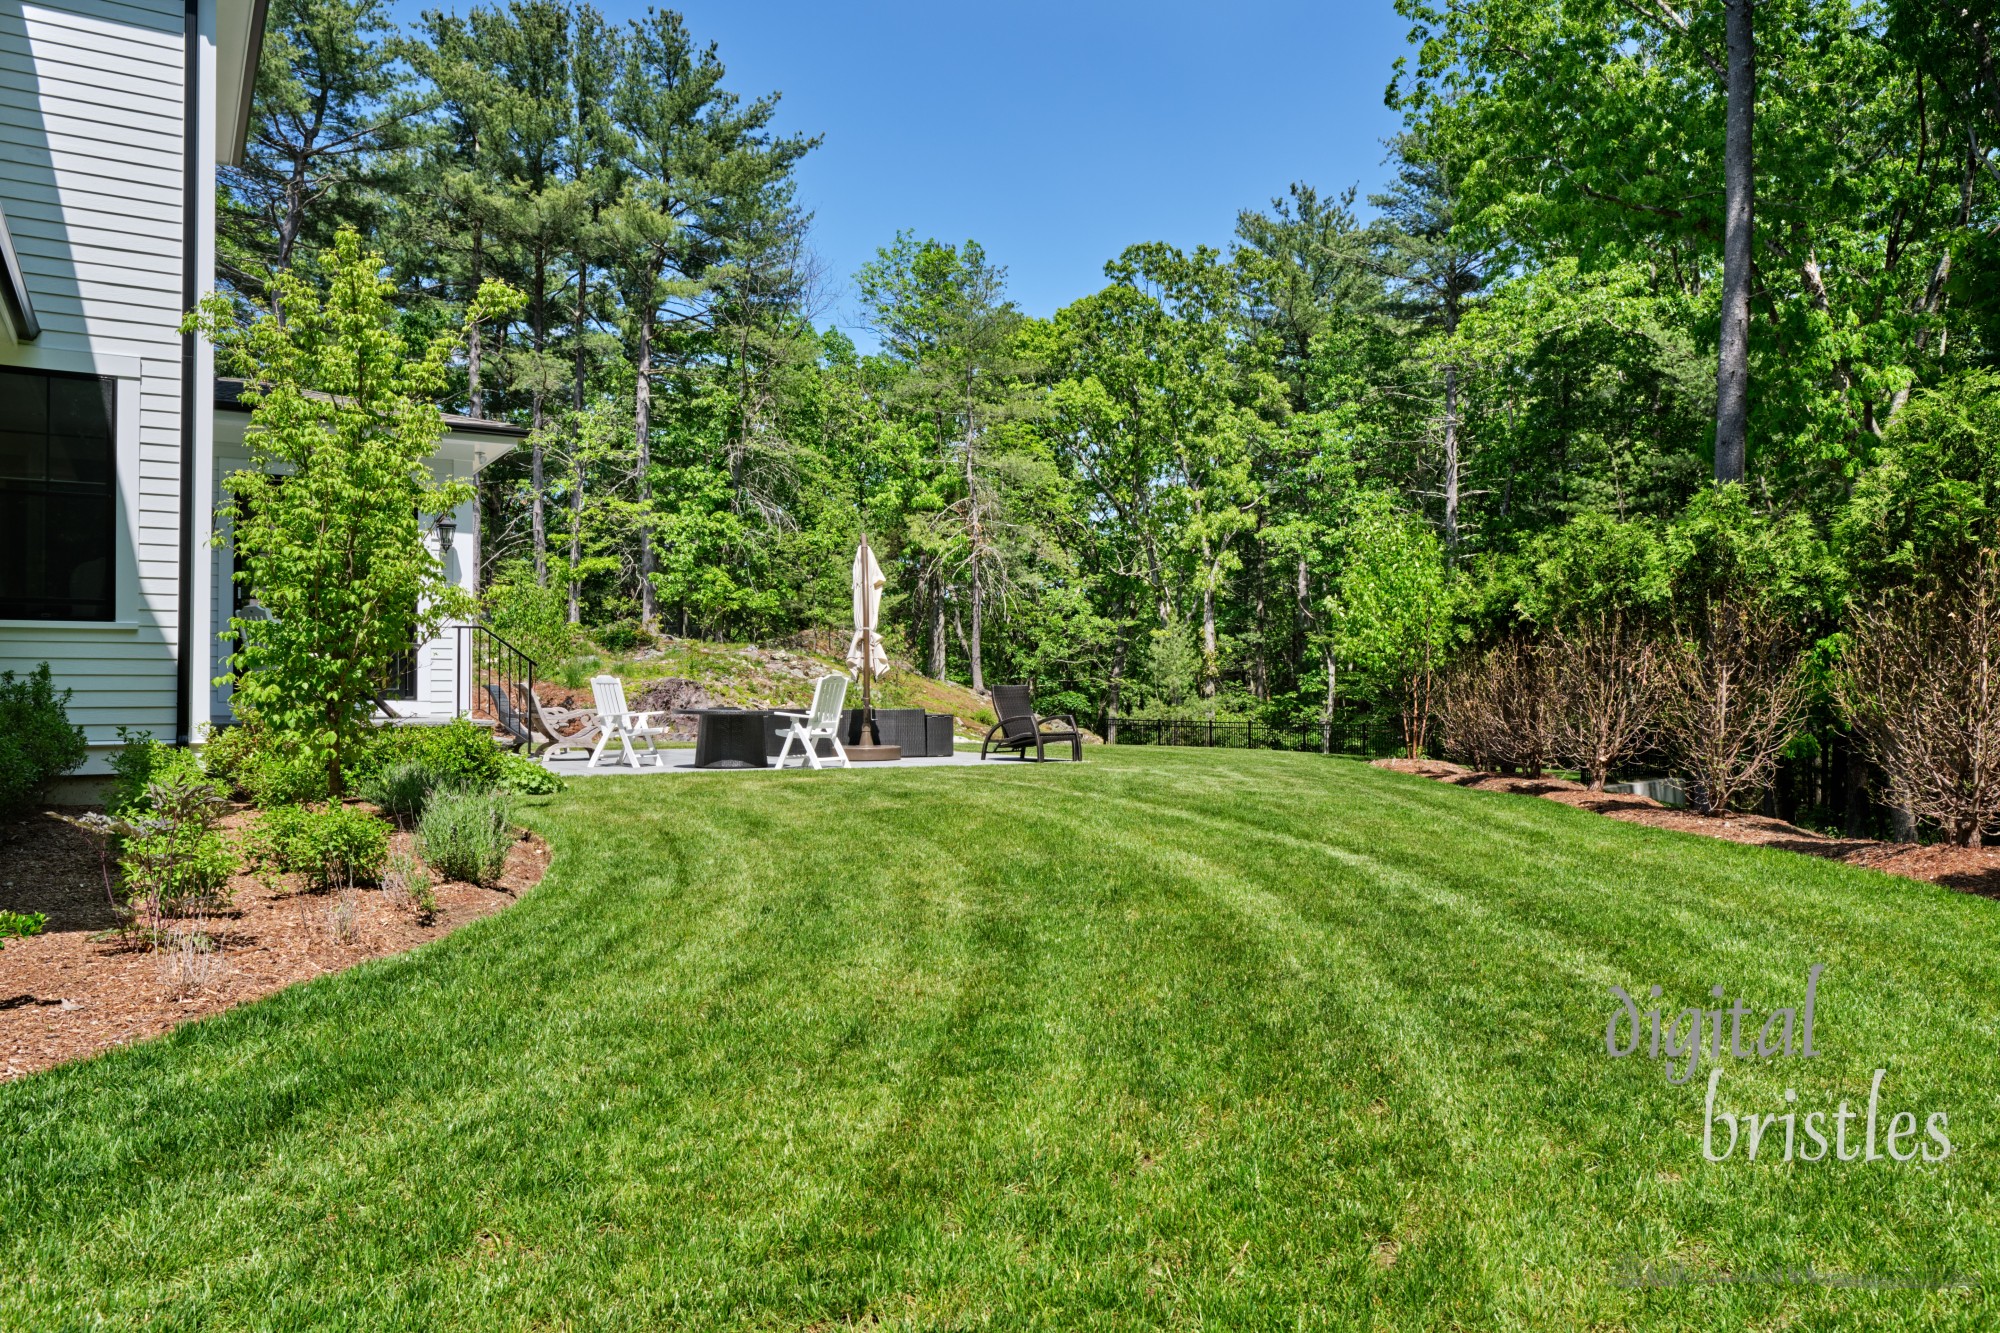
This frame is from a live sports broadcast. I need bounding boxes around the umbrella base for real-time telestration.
[845,743,903,763]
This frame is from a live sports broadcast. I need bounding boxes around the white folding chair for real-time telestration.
[588,675,665,768]
[772,674,851,770]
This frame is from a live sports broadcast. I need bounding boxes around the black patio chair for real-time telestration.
[980,684,1083,762]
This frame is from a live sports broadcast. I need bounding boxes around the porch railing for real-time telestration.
[456,623,538,723]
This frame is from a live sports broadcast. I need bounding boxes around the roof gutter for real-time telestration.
[222,0,267,167]
[0,200,38,342]
[177,0,199,745]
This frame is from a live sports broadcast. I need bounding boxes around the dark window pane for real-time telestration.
[0,370,116,619]
[0,430,43,481]
[0,370,50,434]
[0,493,47,605]
[45,494,113,617]
[46,432,111,486]
[47,375,113,439]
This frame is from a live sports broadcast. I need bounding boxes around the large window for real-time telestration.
[0,368,116,620]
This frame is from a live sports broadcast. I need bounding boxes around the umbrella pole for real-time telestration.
[861,532,877,745]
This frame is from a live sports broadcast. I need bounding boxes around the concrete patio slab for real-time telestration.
[541,747,1075,777]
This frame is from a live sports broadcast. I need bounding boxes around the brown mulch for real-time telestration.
[0,804,549,1082]
[1373,758,2000,898]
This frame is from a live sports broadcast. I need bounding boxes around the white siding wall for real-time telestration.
[0,0,207,769]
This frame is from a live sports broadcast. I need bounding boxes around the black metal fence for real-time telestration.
[1109,715,1406,758]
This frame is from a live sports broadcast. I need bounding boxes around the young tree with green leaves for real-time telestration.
[189,231,520,793]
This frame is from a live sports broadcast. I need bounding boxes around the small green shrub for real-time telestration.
[253,804,390,891]
[383,850,437,920]
[360,759,446,818]
[109,731,210,816]
[198,720,266,794]
[418,788,515,885]
[497,752,565,795]
[117,773,237,919]
[594,620,654,653]
[0,664,88,818]
[0,910,45,950]
[246,749,333,808]
[364,718,504,793]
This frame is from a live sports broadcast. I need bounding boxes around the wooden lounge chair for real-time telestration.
[773,674,851,770]
[523,687,602,761]
[980,683,1083,762]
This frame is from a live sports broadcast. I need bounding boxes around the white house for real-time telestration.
[0,0,523,775]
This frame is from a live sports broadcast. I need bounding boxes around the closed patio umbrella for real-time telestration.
[843,534,899,759]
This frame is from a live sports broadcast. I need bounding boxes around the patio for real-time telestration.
[542,747,1015,777]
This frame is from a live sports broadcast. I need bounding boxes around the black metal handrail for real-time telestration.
[457,623,538,724]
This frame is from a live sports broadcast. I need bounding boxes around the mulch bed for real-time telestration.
[0,805,549,1082]
[1375,758,2000,898]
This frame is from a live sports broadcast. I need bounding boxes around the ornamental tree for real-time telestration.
[189,229,520,793]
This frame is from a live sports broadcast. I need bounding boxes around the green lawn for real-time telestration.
[3,750,1996,1329]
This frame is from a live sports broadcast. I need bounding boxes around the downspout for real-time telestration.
[176,0,200,744]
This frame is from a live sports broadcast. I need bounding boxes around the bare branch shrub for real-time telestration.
[1548,613,1659,791]
[1837,553,2000,847]
[1439,636,1555,774]
[1655,598,1810,814]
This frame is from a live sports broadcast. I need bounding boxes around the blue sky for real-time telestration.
[406,2,1416,339]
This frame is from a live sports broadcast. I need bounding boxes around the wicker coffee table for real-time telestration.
[680,708,770,768]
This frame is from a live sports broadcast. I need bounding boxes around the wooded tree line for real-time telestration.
[225,0,2000,835]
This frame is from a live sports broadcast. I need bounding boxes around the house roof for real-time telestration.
[215,378,531,439]
[217,0,272,168]
[0,199,38,343]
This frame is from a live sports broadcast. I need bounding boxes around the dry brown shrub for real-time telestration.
[1656,598,1810,814]
[1548,612,1659,792]
[1838,553,2000,847]
[1439,636,1555,775]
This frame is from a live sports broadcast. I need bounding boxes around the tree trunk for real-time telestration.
[1104,622,1130,744]
[1442,363,1461,549]
[468,223,485,418]
[1320,646,1337,754]
[568,260,590,623]
[635,313,656,630]
[531,254,549,586]
[1713,0,1755,483]
[968,560,985,693]
[567,451,583,625]
[927,575,947,678]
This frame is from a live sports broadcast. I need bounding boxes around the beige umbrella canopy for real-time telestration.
[846,537,889,680]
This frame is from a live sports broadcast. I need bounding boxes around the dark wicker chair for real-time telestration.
[980,684,1083,761]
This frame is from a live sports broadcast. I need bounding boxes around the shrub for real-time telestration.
[109,731,209,816]
[1438,636,1556,776]
[594,620,654,654]
[497,752,565,795]
[0,664,88,818]
[383,849,437,920]
[117,773,237,921]
[1548,615,1659,792]
[0,910,45,950]
[418,787,515,885]
[202,716,332,807]
[1838,552,2000,847]
[199,719,267,795]
[366,718,504,792]
[360,759,446,819]
[254,804,390,891]
[1656,598,1810,815]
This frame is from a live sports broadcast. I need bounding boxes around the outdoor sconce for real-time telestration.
[433,512,458,549]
